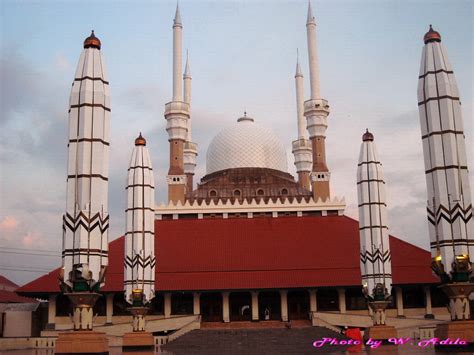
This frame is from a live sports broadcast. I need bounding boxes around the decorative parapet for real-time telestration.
[155,195,345,218]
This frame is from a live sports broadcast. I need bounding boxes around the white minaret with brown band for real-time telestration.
[183,51,198,193]
[292,50,312,191]
[417,26,473,321]
[165,3,189,204]
[304,1,331,201]
[60,31,110,331]
[124,134,156,305]
[357,130,393,325]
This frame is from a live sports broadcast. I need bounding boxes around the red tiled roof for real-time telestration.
[0,275,37,303]
[0,275,19,289]
[0,290,38,303]
[17,215,437,295]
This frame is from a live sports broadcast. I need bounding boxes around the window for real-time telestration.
[281,188,288,195]
[209,190,217,197]
[257,189,264,196]
[233,189,241,197]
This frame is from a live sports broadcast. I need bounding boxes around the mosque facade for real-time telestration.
[17,3,471,333]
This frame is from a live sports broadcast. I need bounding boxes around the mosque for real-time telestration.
[16,2,469,336]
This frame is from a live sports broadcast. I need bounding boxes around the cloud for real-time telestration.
[0,216,19,231]
[21,232,46,249]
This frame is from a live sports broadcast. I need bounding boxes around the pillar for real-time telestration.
[280,290,288,322]
[222,292,230,323]
[309,289,317,313]
[164,293,172,318]
[396,287,405,318]
[193,292,201,315]
[106,293,114,324]
[46,294,56,329]
[251,291,259,321]
[337,288,346,314]
[424,286,434,319]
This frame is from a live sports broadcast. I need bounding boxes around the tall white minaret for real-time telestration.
[357,130,393,326]
[183,51,198,193]
[304,1,331,201]
[418,26,473,321]
[292,50,312,190]
[124,133,156,332]
[61,31,110,331]
[164,3,189,204]
[173,5,183,102]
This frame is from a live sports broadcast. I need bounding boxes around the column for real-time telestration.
[309,289,317,313]
[424,286,434,319]
[222,292,230,323]
[164,293,172,318]
[396,287,405,318]
[106,293,114,324]
[193,292,201,315]
[251,291,259,321]
[337,288,346,314]
[280,290,288,322]
[46,294,56,329]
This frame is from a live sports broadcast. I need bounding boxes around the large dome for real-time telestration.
[206,115,288,175]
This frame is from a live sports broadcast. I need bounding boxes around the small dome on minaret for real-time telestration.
[362,129,374,142]
[423,25,441,44]
[84,30,101,49]
[135,132,147,146]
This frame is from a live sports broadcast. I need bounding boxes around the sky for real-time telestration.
[0,0,472,285]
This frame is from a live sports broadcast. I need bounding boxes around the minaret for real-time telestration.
[164,3,189,204]
[357,130,394,331]
[61,31,110,331]
[124,133,156,332]
[304,1,331,201]
[183,51,198,193]
[292,50,312,190]
[418,26,473,322]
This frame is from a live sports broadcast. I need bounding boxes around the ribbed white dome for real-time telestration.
[206,116,288,175]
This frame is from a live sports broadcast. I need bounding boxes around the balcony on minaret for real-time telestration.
[291,138,312,173]
[184,141,198,174]
[304,98,329,116]
[304,98,329,138]
[164,101,190,141]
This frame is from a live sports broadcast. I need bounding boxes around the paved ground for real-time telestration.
[161,327,350,354]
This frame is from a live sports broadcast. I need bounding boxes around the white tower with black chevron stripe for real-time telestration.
[62,30,109,292]
[124,133,156,305]
[60,31,110,331]
[418,26,473,321]
[357,130,392,326]
[124,133,156,332]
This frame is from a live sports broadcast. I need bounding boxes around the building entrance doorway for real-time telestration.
[200,292,223,322]
[258,291,281,320]
[288,290,309,320]
[230,292,252,321]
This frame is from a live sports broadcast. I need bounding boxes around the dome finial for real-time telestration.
[423,24,441,44]
[84,30,101,50]
[237,112,254,123]
[135,132,147,146]
[362,129,374,142]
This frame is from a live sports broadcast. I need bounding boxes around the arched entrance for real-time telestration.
[288,290,310,320]
[200,292,223,322]
[230,292,252,321]
[258,291,281,320]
